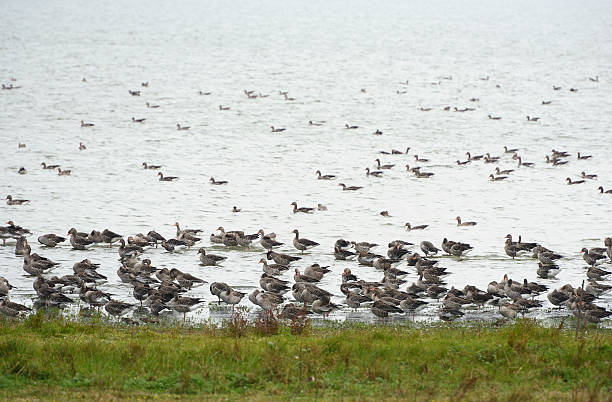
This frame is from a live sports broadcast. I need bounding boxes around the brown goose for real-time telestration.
[41,162,60,169]
[80,120,94,127]
[292,229,319,253]
[38,234,66,247]
[577,152,592,160]
[365,168,383,177]
[338,183,362,191]
[456,216,477,226]
[566,177,585,185]
[315,170,336,180]
[157,172,178,181]
[6,195,29,205]
[598,186,612,194]
[142,162,162,169]
[375,159,394,169]
[132,117,146,123]
[176,124,190,130]
[406,223,428,231]
[517,157,534,167]
[210,177,228,185]
[291,202,315,213]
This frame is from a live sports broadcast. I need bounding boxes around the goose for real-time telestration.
[553,85,562,90]
[456,160,470,165]
[406,223,428,231]
[542,100,552,105]
[569,88,578,92]
[380,211,390,217]
[142,162,162,169]
[68,228,94,250]
[499,302,519,319]
[6,195,29,205]
[419,241,439,256]
[270,126,286,132]
[258,258,288,276]
[38,234,66,247]
[375,159,394,169]
[267,250,300,266]
[57,168,71,176]
[335,246,356,260]
[413,155,429,162]
[589,76,599,82]
[465,152,483,161]
[577,152,592,160]
[176,124,190,130]
[210,177,228,185]
[598,186,612,194]
[581,172,597,179]
[365,168,383,177]
[345,124,358,129]
[80,120,94,127]
[258,230,283,250]
[292,229,319,253]
[495,167,514,175]
[526,116,540,122]
[128,90,141,96]
[456,216,477,226]
[79,142,86,150]
[219,288,246,310]
[371,300,403,322]
[309,120,324,126]
[291,202,314,213]
[198,91,212,95]
[517,157,534,167]
[338,183,362,191]
[373,129,383,135]
[232,206,241,213]
[420,107,431,112]
[132,117,146,123]
[146,102,160,108]
[488,114,501,120]
[580,248,607,266]
[18,143,26,148]
[41,162,60,169]
[489,174,507,181]
[168,294,204,321]
[566,177,585,185]
[315,170,336,180]
[157,172,178,181]
[414,170,434,178]
[317,204,328,211]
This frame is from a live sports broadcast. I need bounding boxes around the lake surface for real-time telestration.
[1,0,611,324]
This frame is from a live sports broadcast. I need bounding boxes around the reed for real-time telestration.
[0,314,610,400]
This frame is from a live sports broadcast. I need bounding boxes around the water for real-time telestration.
[1,0,611,323]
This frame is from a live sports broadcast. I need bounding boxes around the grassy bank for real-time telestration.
[0,313,611,400]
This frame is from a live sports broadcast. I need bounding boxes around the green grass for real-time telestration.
[0,312,610,400]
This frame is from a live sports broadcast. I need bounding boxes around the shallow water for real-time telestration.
[1,0,611,324]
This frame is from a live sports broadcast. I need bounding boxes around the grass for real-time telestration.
[0,311,611,400]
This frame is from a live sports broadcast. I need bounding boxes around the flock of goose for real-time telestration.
[1,74,611,325]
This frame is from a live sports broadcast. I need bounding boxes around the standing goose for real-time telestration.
[456,216,477,226]
[267,250,301,265]
[68,228,94,250]
[219,287,246,310]
[420,241,439,256]
[38,234,66,247]
[292,229,319,253]
[258,229,283,250]
[259,258,289,276]
[580,248,606,266]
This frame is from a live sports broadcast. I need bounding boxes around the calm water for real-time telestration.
[1,0,611,323]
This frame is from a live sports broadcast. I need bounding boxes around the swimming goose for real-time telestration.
[345,124,358,129]
[526,116,540,122]
[598,186,612,194]
[128,90,141,96]
[309,120,324,126]
[292,229,319,253]
[566,177,585,185]
[142,162,162,169]
[488,115,501,120]
[375,159,394,169]
[577,152,592,160]
[6,195,29,205]
[69,228,93,252]
[456,216,477,226]
[271,126,286,132]
[232,206,241,213]
[198,91,212,95]
[413,155,429,162]
[176,124,190,131]
[291,202,314,213]
[338,183,362,191]
[569,88,578,92]
[317,204,328,211]
[406,223,428,231]
[315,170,336,180]
[517,157,534,167]
[365,168,383,177]
[80,120,94,127]
[581,172,597,179]
[335,246,356,260]
[373,129,383,135]
[146,102,160,108]
[57,168,71,176]
[38,234,66,247]
[489,174,507,181]
[41,162,60,169]
[351,241,378,254]
[495,167,514,175]
[503,146,518,154]
[465,152,483,161]
[589,76,599,82]
[210,177,228,185]
[79,142,86,150]
[17,167,26,175]
[132,117,146,123]
[157,172,178,181]
[542,100,552,105]
[456,160,470,165]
